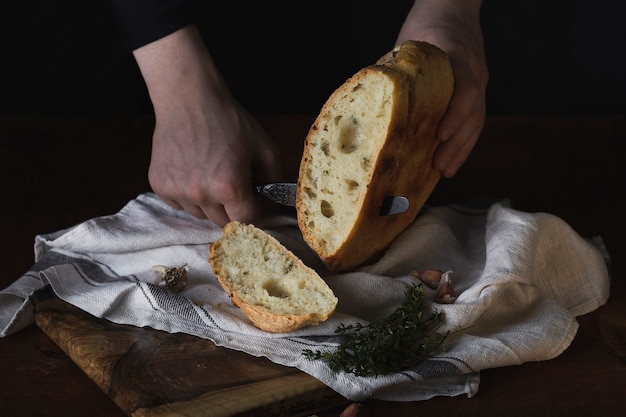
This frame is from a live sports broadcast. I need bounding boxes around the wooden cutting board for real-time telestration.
[34,295,349,417]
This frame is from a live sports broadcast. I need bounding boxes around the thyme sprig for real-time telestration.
[303,283,449,377]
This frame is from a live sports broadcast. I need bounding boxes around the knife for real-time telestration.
[254,183,409,216]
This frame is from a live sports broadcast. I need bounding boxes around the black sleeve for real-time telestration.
[106,0,195,51]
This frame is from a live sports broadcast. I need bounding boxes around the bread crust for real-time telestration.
[228,297,332,334]
[296,41,454,272]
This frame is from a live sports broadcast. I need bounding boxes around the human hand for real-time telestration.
[133,26,281,226]
[148,99,280,226]
[396,0,488,178]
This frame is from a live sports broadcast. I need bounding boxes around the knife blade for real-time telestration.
[254,183,409,216]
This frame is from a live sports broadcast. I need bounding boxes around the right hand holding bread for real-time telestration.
[297,41,454,273]
[396,0,488,178]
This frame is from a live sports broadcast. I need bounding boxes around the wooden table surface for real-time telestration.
[0,114,624,417]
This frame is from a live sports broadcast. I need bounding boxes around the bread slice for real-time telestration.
[296,41,454,272]
[209,221,338,333]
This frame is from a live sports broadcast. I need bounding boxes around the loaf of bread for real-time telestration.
[296,41,454,272]
[209,221,338,333]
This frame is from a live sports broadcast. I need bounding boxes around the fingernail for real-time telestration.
[443,164,459,178]
[436,157,450,174]
[438,127,451,142]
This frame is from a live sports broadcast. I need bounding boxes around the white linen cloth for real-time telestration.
[0,193,610,401]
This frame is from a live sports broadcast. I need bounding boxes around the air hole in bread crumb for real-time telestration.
[338,117,359,154]
[377,99,391,118]
[304,187,317,199]
[345,179,359,190]
[283,261,294,274]
[321,200,334,218]
[321,141,330,156]
[361,157,371,171]
[263,280,290,298]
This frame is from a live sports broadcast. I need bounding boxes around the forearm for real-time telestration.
[132,25,230,121]
[396,0,483,46]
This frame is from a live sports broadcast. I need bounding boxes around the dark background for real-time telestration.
[0,5,624,415]
[1,0,625,117]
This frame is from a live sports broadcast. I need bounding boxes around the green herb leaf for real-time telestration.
[302,283,449,377]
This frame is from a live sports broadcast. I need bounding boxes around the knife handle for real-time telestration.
[254,183,297,207]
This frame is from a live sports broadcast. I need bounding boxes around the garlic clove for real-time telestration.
[152,264,188,293]
[435,270,457,304]
[411,269,444,290]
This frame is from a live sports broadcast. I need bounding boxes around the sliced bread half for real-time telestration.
[296,41,454,272]
[209,221,338,333]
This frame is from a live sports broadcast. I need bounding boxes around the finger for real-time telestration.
[252,138,282,184]
[170,194,232,226]
[437,73,484,143]
[160,196,184,211]
[174,200,209,220]
[434,117,483,178]
[433,77,485,177]
[221,179,262,224]
[198,203,231,227]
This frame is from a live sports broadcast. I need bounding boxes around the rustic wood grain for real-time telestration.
[34,296,348,417]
